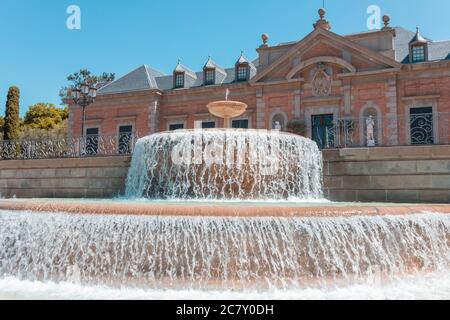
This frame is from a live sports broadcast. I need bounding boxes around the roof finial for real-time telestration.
[319,8,325,20]
[261,33,269,48]
[314,8,331,30]
[409,26,427,44]
[382,14,391,30]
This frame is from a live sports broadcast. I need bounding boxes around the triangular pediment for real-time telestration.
[251,28,401,84]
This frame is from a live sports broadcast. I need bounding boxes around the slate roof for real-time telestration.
[98,65,164,94]
[98,28,450,95]
[394,27,450,63]
[98,53,258,95]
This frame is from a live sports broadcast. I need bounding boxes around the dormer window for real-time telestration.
[412,45,426,63]
[409,27,428,64]
[174,72,185,88]
[204,69,215,85]
[236,65,248,82]
[235,52,255,82]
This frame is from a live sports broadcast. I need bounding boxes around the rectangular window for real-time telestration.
[202,121,216,129]
[118,125,133,155]
[232,119,249,129]
[204,69,215,85]
[410,107,434,145]
[85,127,99,155]
[412,46,425,63]
[311,114,334,149]
[174,73,185,88]
[237,66,248,81]
[169,123,184,131]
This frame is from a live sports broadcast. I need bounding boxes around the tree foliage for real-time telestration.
[0,116,4,140]
[3,86,21,141]
[24,103,69,130]
[60,69,115,100]
[20,120,68,141]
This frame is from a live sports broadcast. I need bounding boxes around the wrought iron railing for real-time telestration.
[317,113,449,149]
[0,112,449,160]
[0,133,139,161]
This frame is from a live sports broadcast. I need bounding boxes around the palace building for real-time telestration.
[68,9,450,150]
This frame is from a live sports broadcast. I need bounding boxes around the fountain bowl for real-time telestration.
[206,101,248,128]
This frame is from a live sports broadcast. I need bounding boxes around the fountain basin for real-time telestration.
[125,129,323,200]
[2,199,450,217]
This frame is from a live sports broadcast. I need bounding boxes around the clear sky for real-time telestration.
[1,0,450,116]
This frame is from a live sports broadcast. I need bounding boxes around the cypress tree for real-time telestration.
[4,86,20,141]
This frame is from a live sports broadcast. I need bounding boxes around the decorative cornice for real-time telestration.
[286,56,356,80]
[250,78,305,87]
[163,114,189,120]
[401,94,440,101]
[301,95,343,104]
[337,68,401,78]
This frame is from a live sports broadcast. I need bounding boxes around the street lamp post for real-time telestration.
[72,83,98,137]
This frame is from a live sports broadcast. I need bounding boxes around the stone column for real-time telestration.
[293,89,301,119]
[148,97,160,135]
[385,76,399,145]
[342,80,352,116]
[256,88,266,129]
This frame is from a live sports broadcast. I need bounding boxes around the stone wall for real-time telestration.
[323,145,450,203]
[0,156,131,199]
[1,145,450,202]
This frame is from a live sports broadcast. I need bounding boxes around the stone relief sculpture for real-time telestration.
[312,64,331,97]
[366,115,376,147]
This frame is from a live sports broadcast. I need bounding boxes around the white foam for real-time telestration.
[2,271,450,300]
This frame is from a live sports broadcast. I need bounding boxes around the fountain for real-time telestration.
[126,90,323,200]
[1,92,450,299]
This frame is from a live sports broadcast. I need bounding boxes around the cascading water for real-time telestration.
[125,129,323,200]
[1,211,450,292]
[2,125,450,299]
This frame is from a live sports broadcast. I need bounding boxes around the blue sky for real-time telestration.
[1,0,450,116]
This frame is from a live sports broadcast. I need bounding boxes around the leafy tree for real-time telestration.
[0,116,4,140]
[60,69,115,100]
[24,103,69,130]
[3,86,21,141]
[0,115,4,135]
[20,121,68,141]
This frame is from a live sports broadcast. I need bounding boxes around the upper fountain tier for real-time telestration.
[206,89,248,128]
[206,101,247,128]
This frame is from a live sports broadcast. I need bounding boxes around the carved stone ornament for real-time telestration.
[312,64,331,97]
